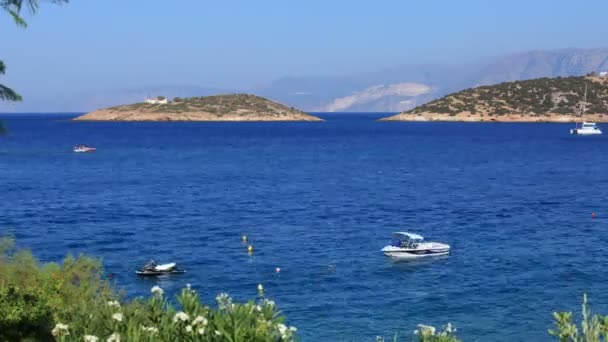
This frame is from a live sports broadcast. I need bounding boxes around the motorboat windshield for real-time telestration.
[391,232,424,248]
[582,122,598,129]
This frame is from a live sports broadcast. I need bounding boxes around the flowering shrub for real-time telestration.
[375,323,460,342]
[57,285,297,341]
[414,323,460,342]
[0,237,297,341]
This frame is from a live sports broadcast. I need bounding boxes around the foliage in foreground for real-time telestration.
[0,237,114,341]
[1,0,69,101]
[1,236,608,341]
[549,293,608,342]
[0,237,296,341]
[52,286,296,342]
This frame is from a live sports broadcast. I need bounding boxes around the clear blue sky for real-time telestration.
[2,0,608,99]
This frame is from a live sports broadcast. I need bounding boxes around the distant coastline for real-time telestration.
[73,94,322,122]
[381,75,608,122]
[380,112,608,122]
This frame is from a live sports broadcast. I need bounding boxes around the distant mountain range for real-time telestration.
[257,48,608,112]
[3,47,608,113]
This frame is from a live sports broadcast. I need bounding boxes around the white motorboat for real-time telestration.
[570,85,602,135]
[73,145,96,153]
[570,122,602,135]
[381,232,450,259]
[135,260,185,276]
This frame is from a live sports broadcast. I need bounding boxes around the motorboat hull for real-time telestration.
[136,261,184,276]
[73,147,96,152]
[570,128,602,135]
[135,269,186,276]
[381,243,450,260]
[383,249,450,259]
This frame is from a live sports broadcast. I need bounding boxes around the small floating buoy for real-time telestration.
[242,234,248,243]
[275,267,281,273]
[592,212,596,219]
[257,283,264,294]
[247,245,253,254]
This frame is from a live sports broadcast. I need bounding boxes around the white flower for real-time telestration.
[51,323,69,337]
[186,325,193,333]
[112,312,123,322]
[151,285,164,296]
[193,315,208,326]
[216,292,233,310]
[173,311,190,323]
[277,323,287,334]
[216,292,230,302]
[276,323,293,339]
[262,299,275,307]
[197,328,206,335]
[106,300,120,309]
[215,330,222,336]
[289,326,297,332]
[106,332,120,342]
[84,335,99,342]
[255,305,262,312]
[141,326,159,334]
[416,324,436,336]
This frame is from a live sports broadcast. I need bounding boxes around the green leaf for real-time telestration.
[0,84,22,101]
[7,9,27,27]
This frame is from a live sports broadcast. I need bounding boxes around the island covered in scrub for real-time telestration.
[73,94,323,122]
[381,75,608,122]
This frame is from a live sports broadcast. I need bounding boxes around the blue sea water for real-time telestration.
[1,113,608,341]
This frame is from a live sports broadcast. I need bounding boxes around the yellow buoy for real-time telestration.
[247,245,253,254]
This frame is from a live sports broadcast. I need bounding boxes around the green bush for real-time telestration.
[0,237,114,341]
[54,285,296,342]
[549,294,608,342]
[0,237,297,341]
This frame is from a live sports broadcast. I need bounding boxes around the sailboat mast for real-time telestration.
[576,85,588,129]
[582,84,587,120]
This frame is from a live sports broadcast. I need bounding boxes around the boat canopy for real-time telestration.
[392,232,424,240]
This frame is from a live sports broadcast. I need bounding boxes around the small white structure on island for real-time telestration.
[600,71,608,78]
[145,96,169,104]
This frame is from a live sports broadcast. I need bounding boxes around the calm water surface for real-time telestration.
[1,113,608,341]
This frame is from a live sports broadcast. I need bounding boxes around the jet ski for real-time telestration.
[135,260,186,276]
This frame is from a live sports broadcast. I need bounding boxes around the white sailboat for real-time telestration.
[570,85,602,135]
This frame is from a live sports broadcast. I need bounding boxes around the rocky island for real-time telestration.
[73,94,322,122]
[381,75,608,122]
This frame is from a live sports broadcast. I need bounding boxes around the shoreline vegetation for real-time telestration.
[73,94,323,122]
[0,237,605,341]
[381,75,608,122]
